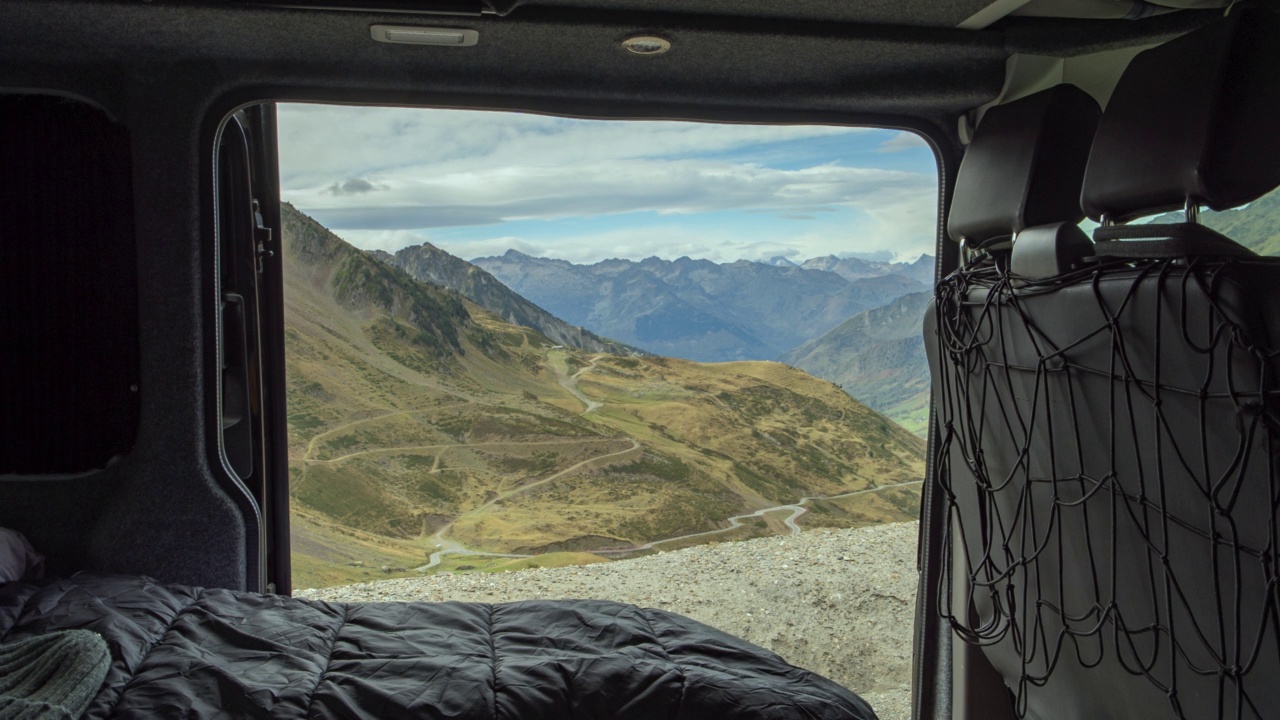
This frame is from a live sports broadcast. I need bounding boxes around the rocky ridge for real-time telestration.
[371,240,639,356]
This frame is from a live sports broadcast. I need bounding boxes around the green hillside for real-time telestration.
[283,207,926,589]
[1204,187,1280,256]
[1150,186,1280,255]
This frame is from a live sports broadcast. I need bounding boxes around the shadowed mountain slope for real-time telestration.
[369,238,640,356]
[782,292,932,436]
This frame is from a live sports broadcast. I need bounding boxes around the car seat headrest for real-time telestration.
[1010,222,1094,281]
[1081,8,1280,222]
[947,84,1102,247]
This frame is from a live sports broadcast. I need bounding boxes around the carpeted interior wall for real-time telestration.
[0,95,140,476]
[0,92,249,590]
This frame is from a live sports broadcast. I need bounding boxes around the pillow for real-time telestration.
[0,528,44,583]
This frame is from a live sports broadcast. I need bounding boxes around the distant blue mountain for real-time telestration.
[471,251,931,362]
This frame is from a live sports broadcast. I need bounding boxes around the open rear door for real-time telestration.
[215,105,291,594]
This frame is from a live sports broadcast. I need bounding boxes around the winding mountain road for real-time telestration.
[416,478,923,570]
[593,480,924,555]
[311,437,620,465]
[488,438,641,506]
[390,348,925,572]
[413,438,641,571]
[555,352,604,414]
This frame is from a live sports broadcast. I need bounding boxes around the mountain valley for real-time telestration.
[285,181,1280,589]
[283,205,926,589]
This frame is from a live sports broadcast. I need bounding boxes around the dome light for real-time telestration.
[622,36,671,55]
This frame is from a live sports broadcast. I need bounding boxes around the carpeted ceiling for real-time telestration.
[0,0,1217,131]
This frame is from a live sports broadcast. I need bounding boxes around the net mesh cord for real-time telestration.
[931,256,1280,719]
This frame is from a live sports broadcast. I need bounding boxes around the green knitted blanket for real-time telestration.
[0,630,110,720]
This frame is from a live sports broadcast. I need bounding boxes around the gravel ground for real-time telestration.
[297,521,920,720]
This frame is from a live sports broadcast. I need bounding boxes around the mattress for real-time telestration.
[0,573,876,719]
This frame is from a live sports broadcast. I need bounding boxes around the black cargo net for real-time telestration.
[931,256,1280,720]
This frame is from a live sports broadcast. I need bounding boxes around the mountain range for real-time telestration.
[760,254,934,283]
[370,242,639,356]
[798,254,934,283]
[281,204,925,589]
[471,251,933,362]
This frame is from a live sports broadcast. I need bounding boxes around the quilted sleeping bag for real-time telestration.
[0,573,877,719]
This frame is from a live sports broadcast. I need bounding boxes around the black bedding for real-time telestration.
[0,573,877,719]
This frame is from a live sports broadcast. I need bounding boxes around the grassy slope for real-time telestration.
[283,206,926,588]
[1149,186,1280,256]
[1205,186,1280,256]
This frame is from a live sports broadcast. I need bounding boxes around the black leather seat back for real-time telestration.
[927,9,1280,719]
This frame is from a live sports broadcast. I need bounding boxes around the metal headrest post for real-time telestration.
[1184,197,1200,224]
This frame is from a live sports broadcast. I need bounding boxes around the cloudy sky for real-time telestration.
[277,104,939,265]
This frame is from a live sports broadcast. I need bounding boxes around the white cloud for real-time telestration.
[287,159,931,228]
[323,166,938,264]
[878,131,930,153]
[353,207,936,265]
[323,177,387,196]
[277,104,864,190]
[278,105,938,264]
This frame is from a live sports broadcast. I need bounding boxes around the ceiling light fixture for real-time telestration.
[622,36,671,55]
[371,25,479,47]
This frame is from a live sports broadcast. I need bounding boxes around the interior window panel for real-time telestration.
[0,95,140,475]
